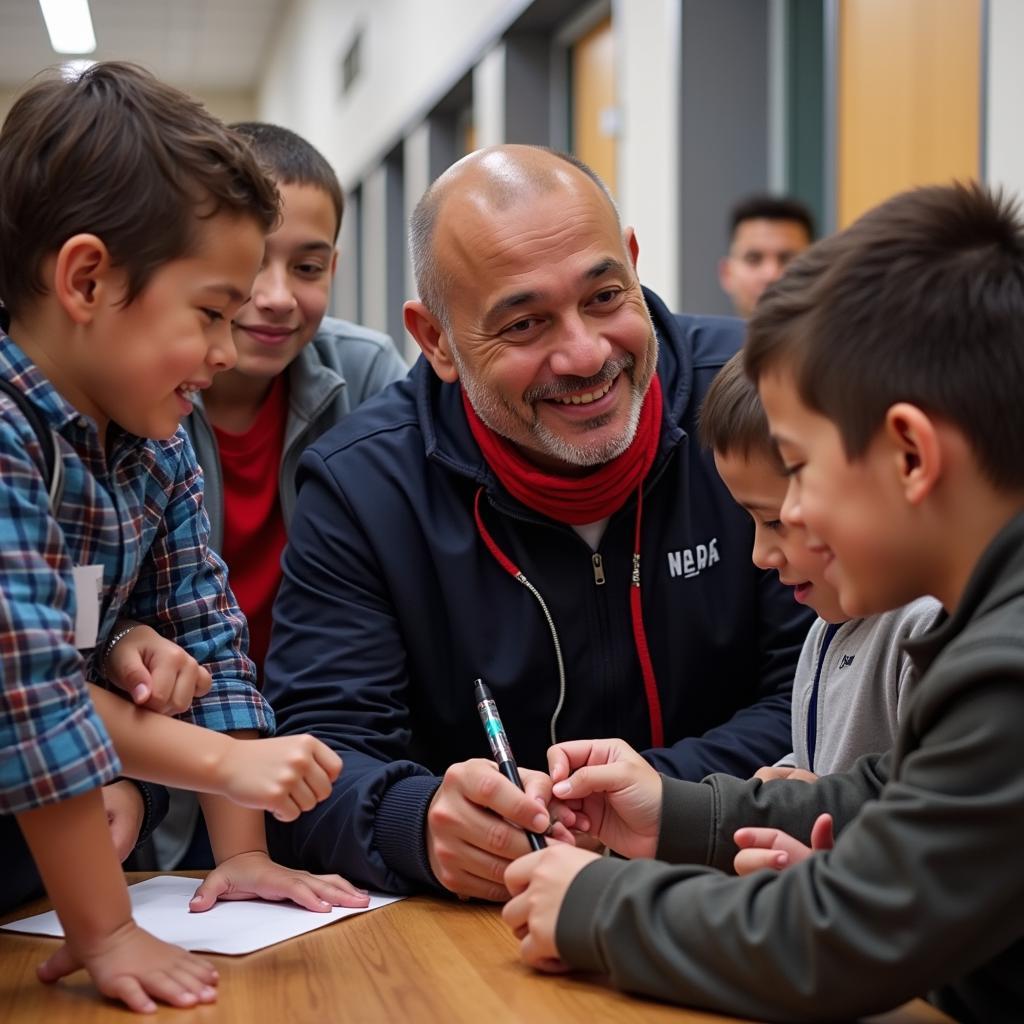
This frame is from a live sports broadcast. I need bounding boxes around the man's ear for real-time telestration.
[404,300,459,383]
[884,402,941,505]
[623,226,640,271]
[329,247,339,277]
[53,234,115,325]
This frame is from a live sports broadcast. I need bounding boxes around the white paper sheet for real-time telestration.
[1,875,404,955]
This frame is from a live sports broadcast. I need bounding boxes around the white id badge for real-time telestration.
[72,564,103,650]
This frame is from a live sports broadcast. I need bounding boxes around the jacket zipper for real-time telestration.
[592,553,606,585]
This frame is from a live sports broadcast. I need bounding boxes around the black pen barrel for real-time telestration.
[497,758,523,789]
[497,760,547,850]
[476,678,547,852]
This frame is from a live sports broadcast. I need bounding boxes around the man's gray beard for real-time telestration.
[451,339,652,468]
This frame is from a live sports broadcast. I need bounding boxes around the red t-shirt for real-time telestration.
[212,375,289,682]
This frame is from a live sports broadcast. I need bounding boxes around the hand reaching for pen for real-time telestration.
[546,738,662,859]
[425,759,575,902]
[733,812,835,875]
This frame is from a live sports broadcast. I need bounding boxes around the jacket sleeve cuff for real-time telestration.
[555,856,635,973]
[127,780,169,846]
[655,776,715,864]
[373,774,443,890]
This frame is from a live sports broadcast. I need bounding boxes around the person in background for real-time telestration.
[184,122,407,684]
[718,194,814,318]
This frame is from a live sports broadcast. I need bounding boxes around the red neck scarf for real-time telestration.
[461,374,663,525]
[464,374,666,747]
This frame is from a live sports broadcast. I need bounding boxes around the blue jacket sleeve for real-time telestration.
[262,453,441,894]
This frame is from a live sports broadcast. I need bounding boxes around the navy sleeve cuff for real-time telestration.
[373,773,444,891]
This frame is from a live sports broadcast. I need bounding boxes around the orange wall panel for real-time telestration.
[572,16,618,194]
[838,0,981,227]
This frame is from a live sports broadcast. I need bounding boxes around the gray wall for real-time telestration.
[679,0,770,316]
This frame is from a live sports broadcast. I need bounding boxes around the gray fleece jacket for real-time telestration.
[776,597,941,774]
[556,511,1024,1023]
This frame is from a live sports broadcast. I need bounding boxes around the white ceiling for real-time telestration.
[0,0,289,93]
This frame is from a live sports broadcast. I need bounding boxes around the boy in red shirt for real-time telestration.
[184,123,407,679]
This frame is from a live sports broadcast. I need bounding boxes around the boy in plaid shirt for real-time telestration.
[0,63,365,1014]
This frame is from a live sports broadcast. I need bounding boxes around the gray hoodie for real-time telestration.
[776,597,941,774]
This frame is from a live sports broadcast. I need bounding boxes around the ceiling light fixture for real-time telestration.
[39,0,97,55]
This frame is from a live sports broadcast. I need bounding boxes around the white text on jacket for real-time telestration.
[667,538,720,579]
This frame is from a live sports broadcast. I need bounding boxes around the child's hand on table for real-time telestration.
[37,920,219,1014]
[189,851,369,913]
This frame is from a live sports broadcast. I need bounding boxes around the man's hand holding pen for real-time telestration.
[425,759,576,902]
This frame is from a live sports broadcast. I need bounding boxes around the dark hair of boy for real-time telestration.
[698,350,784,471]
[231,122,345,241]
[729,195,816,244]
[745,182,1024,491]
[0,62,280,319]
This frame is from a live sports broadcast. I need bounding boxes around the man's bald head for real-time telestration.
[409,145,619,329]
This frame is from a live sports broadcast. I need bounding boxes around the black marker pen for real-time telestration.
[473,678,546,852]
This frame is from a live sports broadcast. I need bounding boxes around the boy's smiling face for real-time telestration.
[714,447,846,623]
[758,367,921,618]
[230,182,338,380]
[80,211,264,439]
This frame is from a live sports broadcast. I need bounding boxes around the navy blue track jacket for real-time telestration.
[263,289,812,893]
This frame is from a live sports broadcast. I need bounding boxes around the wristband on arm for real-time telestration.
[107,776,168,847]
[100,619,142,679]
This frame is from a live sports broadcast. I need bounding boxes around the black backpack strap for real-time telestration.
[0,377,65,515]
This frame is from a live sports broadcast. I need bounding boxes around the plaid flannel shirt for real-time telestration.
[1,333,273,815]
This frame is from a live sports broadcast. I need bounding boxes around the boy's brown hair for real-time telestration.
[699,350,784,471]
[231,122,345,241]
[744,182,1024,490]
[0,62,280,318]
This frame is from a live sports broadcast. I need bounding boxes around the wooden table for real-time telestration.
[0,875,955,1023]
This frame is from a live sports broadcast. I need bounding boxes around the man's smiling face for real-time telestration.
[434,166,658,472]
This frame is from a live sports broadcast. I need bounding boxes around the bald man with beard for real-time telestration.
[262,145,812,899]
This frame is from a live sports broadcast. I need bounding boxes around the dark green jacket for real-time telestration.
[558,511,1024,1023]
